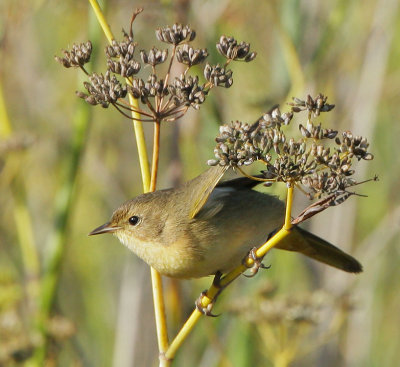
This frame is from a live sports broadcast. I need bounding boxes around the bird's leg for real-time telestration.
[243,247,271,277]
[195,290,218,317]
[243,230,276,277]
[195,271,223,317]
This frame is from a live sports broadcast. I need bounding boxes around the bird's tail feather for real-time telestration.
[275,226,362,273]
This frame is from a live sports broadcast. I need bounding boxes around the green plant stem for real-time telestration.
[31,7,103,364]
[32,99,92,364]
[0,78,40,308]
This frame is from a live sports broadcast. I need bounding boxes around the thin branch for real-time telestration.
[159,45,176,111]
[164,45,176,89]
[129,7,143,37]
[112,103,155,122]
[145,98,158,116]
[78,65,90,75]
[162,104,188,118]
[159,94,175,114]
[163,111,187,122]
[115,100,154,118]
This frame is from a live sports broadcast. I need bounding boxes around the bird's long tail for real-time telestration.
[275,226,362,273]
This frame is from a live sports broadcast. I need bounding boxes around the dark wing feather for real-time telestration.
[216,174,265,190]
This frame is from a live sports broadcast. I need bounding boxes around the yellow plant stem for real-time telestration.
[152,267,170,358]
[165,184,295,361]
[149,119,169,354]
[89,0,151,191]
[88,0,168,361]
[165,310,203,362]
[150,120,161,192]
[88,0,114,42]
[284,185,294,230]
[128,94,151,192]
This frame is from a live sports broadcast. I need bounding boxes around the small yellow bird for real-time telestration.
[89,165,362,278]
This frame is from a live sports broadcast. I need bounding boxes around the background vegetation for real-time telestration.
[1,0,399,366]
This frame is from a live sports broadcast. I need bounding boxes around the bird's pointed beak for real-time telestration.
[88,222,121,236]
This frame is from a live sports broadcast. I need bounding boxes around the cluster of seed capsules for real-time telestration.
[208,94,374,198]
[55,13,256,122]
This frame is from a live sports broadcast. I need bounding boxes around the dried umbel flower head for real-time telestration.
[289,94,335,117]
[216,35,257,62]
[336,131,373,161]
[127,78,146,100]
[209,94,375,208]
[169,75,207,109]
[76,71,127,107]
[176,44,209,67]
[107,55,141,78]
[144,74,167,99]
[126,74,168,104]
[57,9,256,124]
[259,106,293,129]
[55,41,92,69]
[105,34,136,59]
[156,23,196,45]
[140,47,168,67]
[105,34,141,77]
[204,63,233,88]
[228,289,355,366]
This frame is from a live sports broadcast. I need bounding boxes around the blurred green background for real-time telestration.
[1,0,400,366]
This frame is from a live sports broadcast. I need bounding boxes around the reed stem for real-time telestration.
[88,2,169,364]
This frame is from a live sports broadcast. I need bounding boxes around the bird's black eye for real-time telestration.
[128,216,140,226]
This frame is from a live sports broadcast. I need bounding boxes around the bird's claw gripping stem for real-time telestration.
[243,247,271,277]
[195,272,224,317]
[195,291,219,317]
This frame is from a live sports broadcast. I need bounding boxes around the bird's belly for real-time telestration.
[115,191,285,278]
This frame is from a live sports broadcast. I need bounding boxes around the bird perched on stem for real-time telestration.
[89,166,362,278]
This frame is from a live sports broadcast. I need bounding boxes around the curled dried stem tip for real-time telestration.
[129,7,144,37]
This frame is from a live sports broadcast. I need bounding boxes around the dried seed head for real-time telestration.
[127,75,167,104]
[204,63,233,88]
[107,57,141,78]
[216,35,257,62]
[176,44,208,67]
[335,131,373,160]
[209,94,374,200]
[127,78,146,100]
[105,35,136,59]
[55,41,92,68]
[289,93,335,116]
[169,75,207,109]
[156,23,196,45]
[140,47,168,67]
[105,35,141,77]
[260,107,293,129]
[77,71,127,107]
[144,74,168,99]
[298,122,338,140]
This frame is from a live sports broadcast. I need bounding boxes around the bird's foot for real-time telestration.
[243,247,271,277]
[195,272,223,317]
[195,290,219,317]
